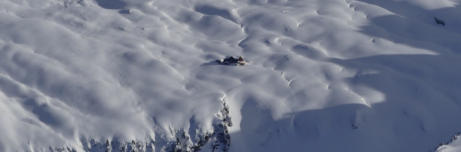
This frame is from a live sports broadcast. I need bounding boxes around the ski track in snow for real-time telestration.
[1,0,461,151]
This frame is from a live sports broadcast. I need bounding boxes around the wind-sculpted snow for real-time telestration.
[437,134,461,152]
[0,0,461,151]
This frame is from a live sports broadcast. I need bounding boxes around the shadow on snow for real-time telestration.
[230,2,461,152]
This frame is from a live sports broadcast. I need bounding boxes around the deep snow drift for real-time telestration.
[1,0,461,151]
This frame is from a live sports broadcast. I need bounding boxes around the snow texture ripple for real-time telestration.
[0,0,461,151]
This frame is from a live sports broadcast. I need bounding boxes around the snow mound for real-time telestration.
[1,0,461,151]
[437,134,461,152]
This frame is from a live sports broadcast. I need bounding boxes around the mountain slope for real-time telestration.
[0,0,461,151]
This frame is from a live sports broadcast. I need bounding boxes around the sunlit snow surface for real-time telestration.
[437,134,461,152]
[1,0,461,151]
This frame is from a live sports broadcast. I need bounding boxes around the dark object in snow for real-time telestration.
[217,56,246,66]
[434,17,445,26]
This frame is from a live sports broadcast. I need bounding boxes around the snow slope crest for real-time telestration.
[0,0,461,151]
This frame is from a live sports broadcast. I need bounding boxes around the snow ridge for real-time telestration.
[1,0,461,151]
[48,101,232,152]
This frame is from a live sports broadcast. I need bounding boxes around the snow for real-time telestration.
[0,0,461,151]
[438,135,461,152]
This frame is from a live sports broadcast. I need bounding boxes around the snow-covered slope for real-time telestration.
[1,0,461,151]
[437,134,461,152]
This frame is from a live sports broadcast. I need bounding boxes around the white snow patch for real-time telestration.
[0,0,461,151]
